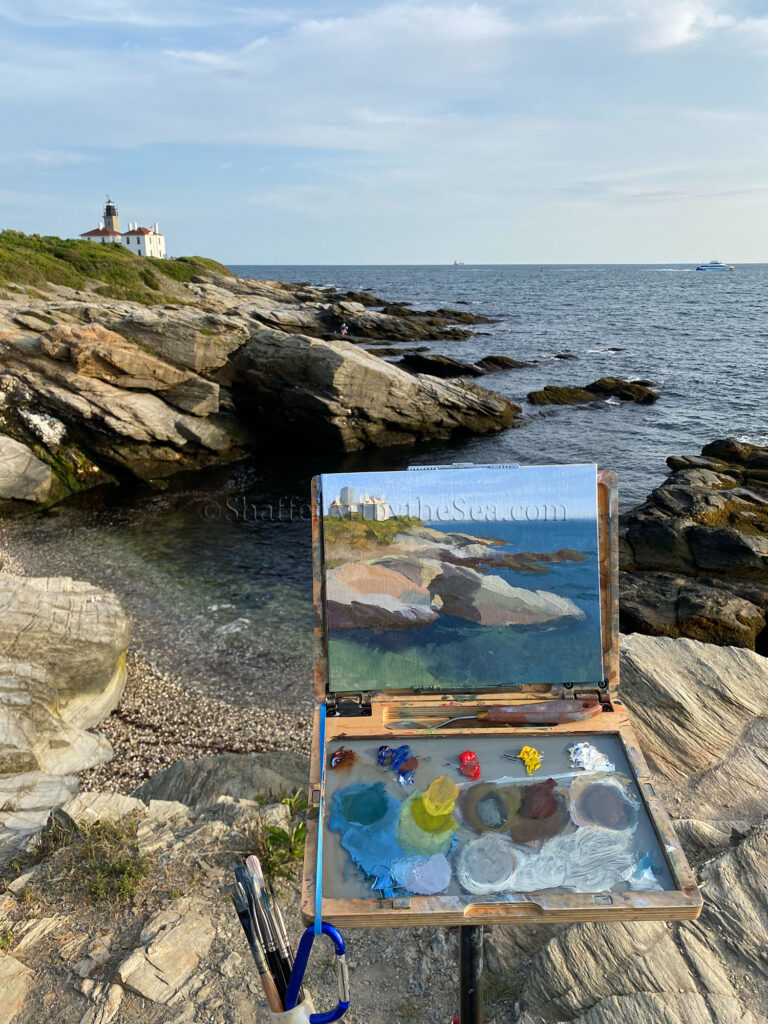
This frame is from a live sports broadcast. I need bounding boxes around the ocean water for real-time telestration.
[5,263,766,705]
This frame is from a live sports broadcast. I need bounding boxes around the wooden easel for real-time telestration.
[301,467,702,1017]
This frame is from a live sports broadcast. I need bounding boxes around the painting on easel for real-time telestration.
[319,463,603,693]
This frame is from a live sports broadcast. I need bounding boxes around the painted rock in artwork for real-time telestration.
[428,563,585,627]
[325,562,439,629]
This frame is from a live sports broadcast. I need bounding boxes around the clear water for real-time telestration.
[5,264,765,706]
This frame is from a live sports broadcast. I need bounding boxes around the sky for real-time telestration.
[1,0,768,263]
[321,463,599,521]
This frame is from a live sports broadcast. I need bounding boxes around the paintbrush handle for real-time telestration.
[485,698,602,724]
[231,894,284,1013]
[259,965,284,1013]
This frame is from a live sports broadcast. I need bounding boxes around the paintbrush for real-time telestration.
[231,885,283,1013]
[385,697,603,731]
[243,858,291,999]
[246,855,294,999]
[250,855,305,1003]
[235,865,287,999]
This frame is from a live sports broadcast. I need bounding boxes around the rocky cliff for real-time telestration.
[619,438,768,652]
[0,243,520,509]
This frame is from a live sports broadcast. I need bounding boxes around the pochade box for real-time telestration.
[301,463,702,927]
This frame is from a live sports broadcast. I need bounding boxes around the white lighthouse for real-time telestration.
[79,198,166,258]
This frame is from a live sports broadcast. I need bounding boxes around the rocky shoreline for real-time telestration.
[78,652,311,795]
[0,267,522,510]
[620,438,768,651]
[0,239,767,1024]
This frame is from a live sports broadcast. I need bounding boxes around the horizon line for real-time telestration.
[225,260,764,267]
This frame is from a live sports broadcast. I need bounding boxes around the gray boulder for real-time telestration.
[0,435,54,503]
[0,574,131,778]
[132,752,310,807]
[620,438,768,649]
[0,771,79,866]
[40,323,220,416]
[238,327,520,451]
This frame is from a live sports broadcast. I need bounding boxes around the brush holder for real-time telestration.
[267,993,315,1022]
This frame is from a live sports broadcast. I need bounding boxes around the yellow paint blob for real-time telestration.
[516,746,542,775]
[396,776,458,856]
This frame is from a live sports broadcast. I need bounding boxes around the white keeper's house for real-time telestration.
[79,198,167,258]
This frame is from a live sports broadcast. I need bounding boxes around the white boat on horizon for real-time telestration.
[696,259,734,271]
[453,259,465,266]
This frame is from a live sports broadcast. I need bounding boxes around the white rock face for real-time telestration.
[17,409,66,447]
[0,956,32,1024]
[0,573,131,864]
[0,435,53,503]
[619,632,768,822]
[0,771,79,865]
[116,899,215,1004]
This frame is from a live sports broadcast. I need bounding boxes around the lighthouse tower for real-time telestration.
[103,198,120,233]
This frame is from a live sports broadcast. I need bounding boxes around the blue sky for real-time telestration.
[321,463,598,520]
[1,1,768,262]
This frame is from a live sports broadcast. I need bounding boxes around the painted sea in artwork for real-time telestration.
[319,464,603,692]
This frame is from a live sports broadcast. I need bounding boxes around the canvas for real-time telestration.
[319,463,604,693]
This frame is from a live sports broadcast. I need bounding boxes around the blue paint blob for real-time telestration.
[329,782,404,886]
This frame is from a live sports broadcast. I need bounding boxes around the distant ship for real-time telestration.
[696,260,734,271]
[453,259,465,266]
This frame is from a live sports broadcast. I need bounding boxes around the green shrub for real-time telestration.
[0,230,232,304]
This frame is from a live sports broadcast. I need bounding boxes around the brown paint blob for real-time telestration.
[575,783,635,830]
[329,746,357,771]
[509,782,568,844]
[521,778,558,820]
[458,783,521,834]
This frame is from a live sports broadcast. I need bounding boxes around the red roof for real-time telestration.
[123,227,154,236]
[80,227,121,237]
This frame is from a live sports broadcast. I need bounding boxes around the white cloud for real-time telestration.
[0,0,290,28]
[298,3,517,43]
[522,0,745,50]
[0,149,91,166]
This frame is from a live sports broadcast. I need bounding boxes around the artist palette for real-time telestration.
[302,465,702,927]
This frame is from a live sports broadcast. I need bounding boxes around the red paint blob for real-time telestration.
[400,756,419,772]
[459,750,478,767]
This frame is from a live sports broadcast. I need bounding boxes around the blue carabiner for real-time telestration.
[284,922,350,1022]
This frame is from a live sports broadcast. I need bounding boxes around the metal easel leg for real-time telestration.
[459,925,484,1024]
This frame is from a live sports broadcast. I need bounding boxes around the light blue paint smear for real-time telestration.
[329,782,403,883]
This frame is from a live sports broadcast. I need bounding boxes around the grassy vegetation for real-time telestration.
[6,811,152,906]
[0,230,233,305]
[322,513,423,550]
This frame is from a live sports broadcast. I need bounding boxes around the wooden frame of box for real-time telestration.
[300,470,703,928]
